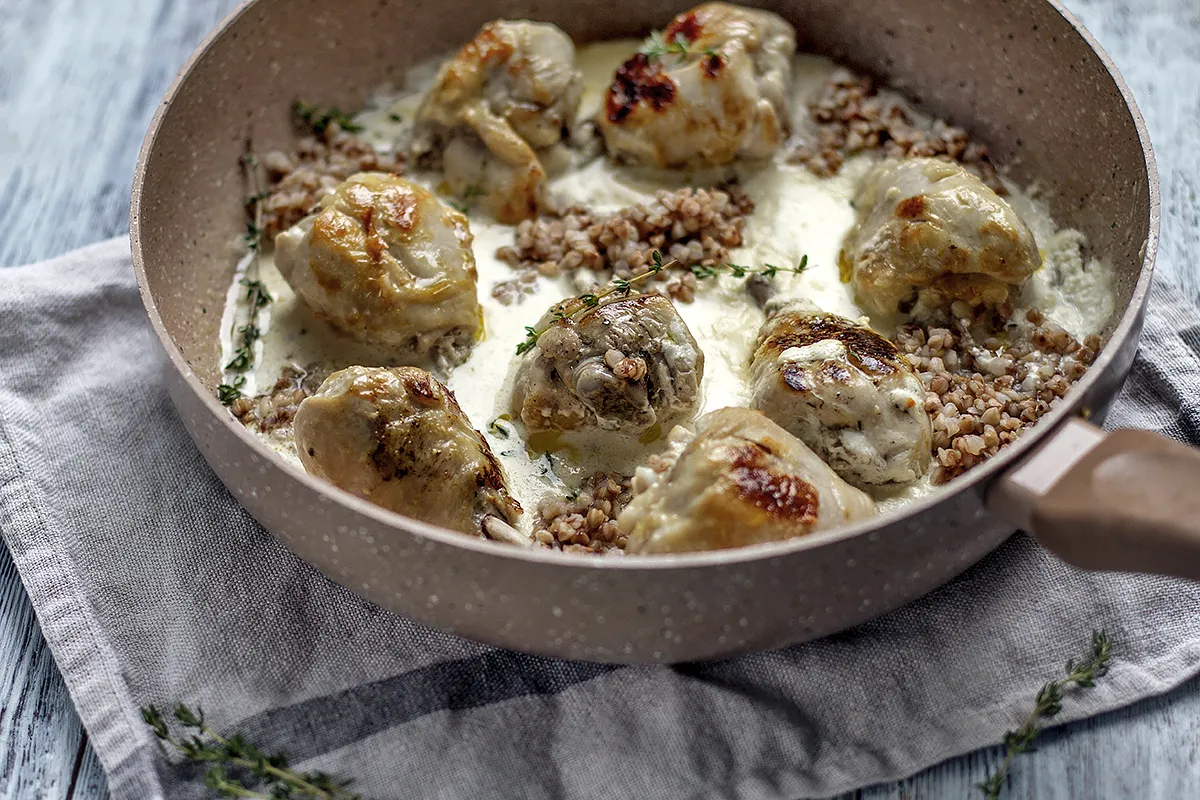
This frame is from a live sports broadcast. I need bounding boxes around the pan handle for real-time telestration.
[989,418,1200,581]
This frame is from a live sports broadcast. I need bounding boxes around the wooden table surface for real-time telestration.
[1,0,1197,797]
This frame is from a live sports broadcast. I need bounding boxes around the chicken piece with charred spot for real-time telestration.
[511,294,704,436]
[750,299,931,485]
[618,407,876,554]
[839,158,1041,317]
[414,20,583,223]
[598,2,796,169]
[293,366,523,538]
[275,172,483,369]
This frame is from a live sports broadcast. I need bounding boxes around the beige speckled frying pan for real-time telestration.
[131,0,1189,664]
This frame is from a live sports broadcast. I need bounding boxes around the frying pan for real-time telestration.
[130,0,1186,664]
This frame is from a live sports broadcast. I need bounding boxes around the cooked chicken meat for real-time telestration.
[414,20,583,222]
[750,299,932,485]
[618,407,876,554]
[511,294,704,435]
[598,2,796,169]
[275,172,483,368]
[293,366,523,538]
[839,158,1041,316]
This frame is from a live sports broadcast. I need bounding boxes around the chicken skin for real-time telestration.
[293,366,522,538]
[750,299,931,485]
[598,2,796,169]
[839,158,1041,317]
[618,407,876,554]
[275,172,483,368]
[511,294,704,436]
[414,20,583,222]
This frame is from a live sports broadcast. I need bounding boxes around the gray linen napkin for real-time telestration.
[2,237,1200,800]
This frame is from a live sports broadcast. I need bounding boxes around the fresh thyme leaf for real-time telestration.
[225,349,253,373]
[489,419,511,439]
[388,112,404,122]
[292,100,363,136]
[143,702,361,800]
[638,30,692,61]
[217,383,243,405]
[244,222,262,250]
[977,630,1114,799]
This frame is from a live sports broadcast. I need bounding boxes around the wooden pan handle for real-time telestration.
[990,419,1200,581]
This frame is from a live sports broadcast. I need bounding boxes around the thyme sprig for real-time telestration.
[217,152,274,406]
[978,630,1114,799]
[293,100,363,136]
[514,250,808,355]
[142,704,361,800]
[639,30,724,66]
[639,30,692,61]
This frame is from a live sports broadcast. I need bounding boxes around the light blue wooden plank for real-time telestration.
[0,545,85,799]
[70,745,110,800]
[0,1,240,799]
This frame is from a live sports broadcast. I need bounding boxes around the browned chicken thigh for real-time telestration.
[275,173,483,368]
[511,294,704,436]
[414,20,583,222]
[618,407,876,553]
[597,2,796,169]
[294,366,523,540]
[839,158,1041,316]
[750,299,931,485]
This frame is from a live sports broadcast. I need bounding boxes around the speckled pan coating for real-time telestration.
[130,0,1158,663]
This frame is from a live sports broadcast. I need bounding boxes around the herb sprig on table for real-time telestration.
[142,704,361,800]
[217,150,275,406]
[514,250,807,355]
[978,630,1114,799]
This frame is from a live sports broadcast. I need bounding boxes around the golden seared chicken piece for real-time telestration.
[511,294,704,436]
[293,366,524,540]
[839,158,1041,317]
[750,299,931,485]
[598,2,796,169]
[618,407,876,554]
[275,173,483,369]
[414,20,583,222]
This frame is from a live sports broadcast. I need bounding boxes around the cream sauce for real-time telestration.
[220,43,1115,525]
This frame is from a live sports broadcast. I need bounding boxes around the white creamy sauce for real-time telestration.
[220,42,1115,524]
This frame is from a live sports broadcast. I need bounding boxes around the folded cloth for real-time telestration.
[0,237,1197,799]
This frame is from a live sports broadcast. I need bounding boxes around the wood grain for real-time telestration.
[0,0,1195,798]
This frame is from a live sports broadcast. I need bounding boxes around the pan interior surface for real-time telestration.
[137,0,1148,391]
[131,0,1155,661]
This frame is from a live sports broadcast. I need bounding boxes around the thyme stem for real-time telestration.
[142,704,360,800]
[978,630,1114,799]
[218,148,274,406]
[514,250,807,355]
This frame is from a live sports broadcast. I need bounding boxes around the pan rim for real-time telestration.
[129,0,1161,572]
